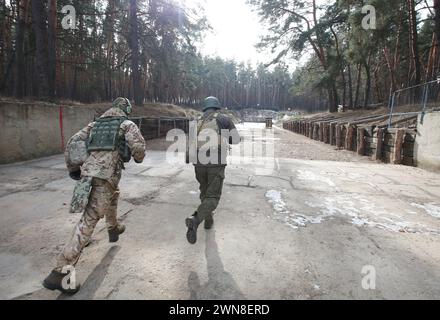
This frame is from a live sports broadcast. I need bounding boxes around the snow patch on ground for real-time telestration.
[411,203,440,219]
[265,190,289,215]
[297,170,336,187]
[273,194,440,235]
[265,190,332,230]
[265,190,303,230]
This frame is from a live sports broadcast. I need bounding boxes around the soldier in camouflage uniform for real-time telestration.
[185,97,240,245]
[43,98,146,295]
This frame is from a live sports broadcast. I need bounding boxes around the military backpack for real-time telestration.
[197,112,229,148]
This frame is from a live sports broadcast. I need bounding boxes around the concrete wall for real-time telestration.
[0,101,99,164]
[414,111,440,172]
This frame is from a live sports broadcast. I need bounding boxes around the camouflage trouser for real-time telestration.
[195,166,226,222]
[56,178,119,271]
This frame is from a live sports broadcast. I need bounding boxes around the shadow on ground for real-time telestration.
[58,246,121,300]
[188,229,245,300]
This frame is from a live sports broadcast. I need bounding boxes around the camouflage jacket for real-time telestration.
[65,107,146,188]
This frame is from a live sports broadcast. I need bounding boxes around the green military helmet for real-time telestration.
[113,97,133,115]
[203,96,221,112]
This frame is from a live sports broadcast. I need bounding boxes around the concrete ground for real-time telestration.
[1,123,440,300]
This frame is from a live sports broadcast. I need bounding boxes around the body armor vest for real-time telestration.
[87,117,131,162]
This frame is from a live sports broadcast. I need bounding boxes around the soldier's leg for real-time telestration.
[186,166,212,244]
[105,187,120,229]
[196,166,225,223]
[105,185,126,242]
[55,179,110,271]
[195,166,208,202]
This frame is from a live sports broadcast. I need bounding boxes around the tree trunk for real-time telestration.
[14,0,29,98]
[434,0,440,46]
[373,63,383,103]
[363,55,372,108]
[354,63,362,109]
[128,0,143,106]
[430,0,440,79]
[330,26,346,107]
[407,0,421,85]
[328,84,339,113]
[347,63,354,108]
[31,0,50,97]
[47,0,57,97]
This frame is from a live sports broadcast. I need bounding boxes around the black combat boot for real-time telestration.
[43,270,80,295]
[108,224,126,243]
[185,213,200,245]
[204,214,214,230]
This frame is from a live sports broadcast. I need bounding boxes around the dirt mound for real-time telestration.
[131,103,200,118]
[0,97,200,119]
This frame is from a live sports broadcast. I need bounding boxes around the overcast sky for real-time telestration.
[184,0,271,66]
[186,0,433,70]
[184,0,327,70]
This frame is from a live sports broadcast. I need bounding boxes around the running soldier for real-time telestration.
[43,98,146,294]
[185,96,240,244]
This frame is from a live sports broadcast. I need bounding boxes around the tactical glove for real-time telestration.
[69,170,81,181]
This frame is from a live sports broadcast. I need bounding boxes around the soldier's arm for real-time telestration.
[65,123,94,173]
[123,121,146,163]
[218,116,241,145]
[70,123,94,143]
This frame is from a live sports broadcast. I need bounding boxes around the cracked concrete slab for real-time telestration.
[1,124,440,300]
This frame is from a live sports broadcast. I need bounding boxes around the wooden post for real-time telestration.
[330,123,336,145]
[373,128,384,161]
[319,123,322,141]
[157,118,161,138]
[324,123,329,144]
[392,129,405,164]
[345,124,355,151]
[313,124,319,140]
[357,127,365,155]
[138,118,143,133]
[336,124,342,149]
[318,123,322,141]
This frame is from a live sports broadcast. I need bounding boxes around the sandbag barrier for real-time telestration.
[283,118,416,166]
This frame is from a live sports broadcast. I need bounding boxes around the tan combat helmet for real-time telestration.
[113,97,133,115]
